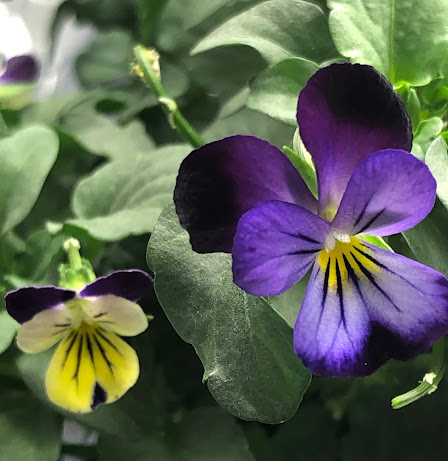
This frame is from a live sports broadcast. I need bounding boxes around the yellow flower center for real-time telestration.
[317,236,381,289]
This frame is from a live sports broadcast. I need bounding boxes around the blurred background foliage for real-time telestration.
[1,0,448,460]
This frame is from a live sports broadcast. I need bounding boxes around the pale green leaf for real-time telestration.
[147,205,311,423]
[192,0,338,64]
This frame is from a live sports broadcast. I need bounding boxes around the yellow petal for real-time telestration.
[86,295,148,337]
[45,324,140,413]
[17,308,71,353]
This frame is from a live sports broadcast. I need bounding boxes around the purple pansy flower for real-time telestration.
[174,63,448,377]
[0,54,39,84]
[6,269,152,413]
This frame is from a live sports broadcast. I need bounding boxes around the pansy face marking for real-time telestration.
[6,270,151,413]
[174,63,448,377]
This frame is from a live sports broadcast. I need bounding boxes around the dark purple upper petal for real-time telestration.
[79,270,152,302]
[0,54,39,84]
[232,200,329,296]
[331,149,436,236]
[174,135,318,253]
[297,63,412,215]
[294,239,448,377]
[5,286,76,324]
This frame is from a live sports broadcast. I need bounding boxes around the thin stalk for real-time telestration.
[391,338,446,409]
[133,45,205,148]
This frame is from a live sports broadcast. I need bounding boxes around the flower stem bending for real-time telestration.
[133,45,205,148]
[391,338,446,409]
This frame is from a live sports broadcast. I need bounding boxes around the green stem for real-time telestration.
[391,338,446,409]
[63,238,83,270]
[133,45,205,148]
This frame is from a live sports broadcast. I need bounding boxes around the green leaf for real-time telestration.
[0,125,59,236]
[147,205,311,423]
[192,0,338,64]
[76,30,134,89]
[328,0,448,86]
[247,58,319,125]
[68,145,190,241]
[0,388,62,461]
[61,104,155,160]
[174,407,255,461]
[0,310,18,355]
[403,198,448,277]
[359,235,393,252]
[411,117,443,160]
[203,108,295,148]
[282,145,317,197]
[268,276,309,328]
[158,0,263,53]
[425,136,448,209]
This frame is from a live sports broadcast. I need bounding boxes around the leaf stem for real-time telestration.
[133,45,205,148]
[391,338,446,409]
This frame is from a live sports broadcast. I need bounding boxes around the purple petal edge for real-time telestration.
[297,63,412,213]
[79,269,152,302]
[174,135,317,253]
[5,286,76,324]
[0,54,39,84]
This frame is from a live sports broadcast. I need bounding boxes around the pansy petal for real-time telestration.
[232,200,330,296]
[45,326,139,413]
[352,241,448,360]
[332,149,436,236]
[293,258,373,377]
[5,286,76,324]
[0,54,39,83]
[79,270,152,302]
[297,63,412,213]
[85,295,148,336]
[17,308,71,353]
[294,238,448,377]
[174,135,318,253]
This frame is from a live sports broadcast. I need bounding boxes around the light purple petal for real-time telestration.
[293,260,372,377]
[294,239,448,377]
[0,55,39,84]
[5,286,76,324]
[353,241,448,360]
[232,200,330,296]
[174,135,318,253]
[79,270,152,302]
[331,149,436,236]
[297,63,412,214]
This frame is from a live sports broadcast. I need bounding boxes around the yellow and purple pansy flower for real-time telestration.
[5,269,151,413]
[174,63,448,377]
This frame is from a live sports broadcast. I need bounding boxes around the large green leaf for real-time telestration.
[328,0,448,86]
[247,57,319,125]
[147,205,311,423]
[68,145,190,241]
[425,136,448,208]
[0,126,59,236]
[192,0,338,64]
